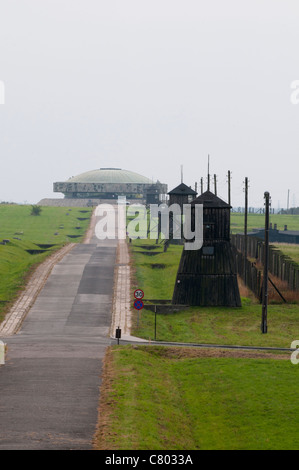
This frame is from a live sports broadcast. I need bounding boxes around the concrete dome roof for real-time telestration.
[67,168,153,185]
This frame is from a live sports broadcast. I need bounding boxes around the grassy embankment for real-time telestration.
[95,212,299,450]
[0,204,92,323]
[96,345,299,450]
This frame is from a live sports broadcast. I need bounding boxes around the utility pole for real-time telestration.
[207,155,210,191]
[201,177,203,194]
[261,191,270,334]
[227,170,231,206]
[244,177,248,284]
[287,189,290,212]
[214,174,217,196]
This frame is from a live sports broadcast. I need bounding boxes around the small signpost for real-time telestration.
[115,326,121,345]
[134,289,144,327]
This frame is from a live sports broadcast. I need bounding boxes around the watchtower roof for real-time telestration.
[191,190,231,208]
[168,182,197,196]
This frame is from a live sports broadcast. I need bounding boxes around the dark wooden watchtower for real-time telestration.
[164,183,197,245]
[146,185,160,204]
[168,183,197,211]
[172,190,241,307]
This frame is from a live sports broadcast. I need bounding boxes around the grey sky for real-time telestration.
[0,0,298,208]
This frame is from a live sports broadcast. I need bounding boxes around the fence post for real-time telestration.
[261,191,270,334]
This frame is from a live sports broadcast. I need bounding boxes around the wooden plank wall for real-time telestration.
[231,234,299,291]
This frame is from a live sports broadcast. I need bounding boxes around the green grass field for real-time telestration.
[230,212,299,234]
[130,239,183,300]
[0,204,92,322]
[132,302,299,348]
[96,345,299,450]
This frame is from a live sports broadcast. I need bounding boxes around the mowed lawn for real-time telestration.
[230,212,299,234]
[96,345,299,450]
[0,204,91,244]
[132,302,299,349]
[0,204,92,322]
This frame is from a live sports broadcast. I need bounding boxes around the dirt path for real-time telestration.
[147,345,290,360]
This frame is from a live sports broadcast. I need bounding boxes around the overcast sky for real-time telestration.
[0,0,299,208]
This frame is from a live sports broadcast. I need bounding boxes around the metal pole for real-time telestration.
[261,191,270,334]
[228,170,231,206]
[207,155,210,191]
[154,305,157,341]
[244,177,248,284]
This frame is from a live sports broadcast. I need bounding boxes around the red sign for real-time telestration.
[134,300,144,310]
[134,289,144,300]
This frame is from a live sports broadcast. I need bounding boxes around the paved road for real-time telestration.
[0,214,117,450]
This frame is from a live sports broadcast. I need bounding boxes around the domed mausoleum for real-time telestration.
[53,168,167,204]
